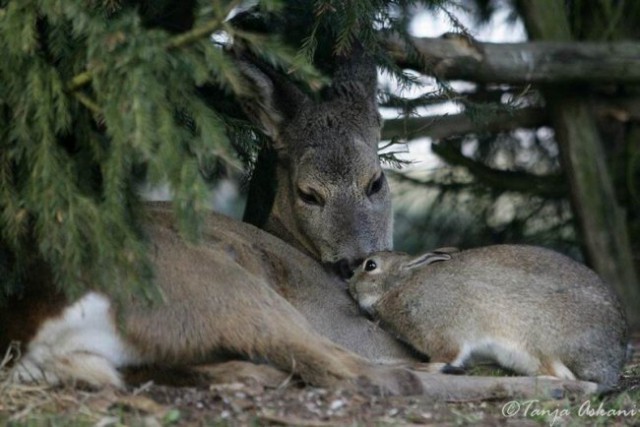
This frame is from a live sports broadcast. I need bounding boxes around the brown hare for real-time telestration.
[348,245,628,389]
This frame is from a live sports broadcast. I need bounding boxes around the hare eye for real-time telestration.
[364,259,377,272]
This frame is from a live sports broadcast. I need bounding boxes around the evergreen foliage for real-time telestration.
[0,0,325,304]
[0,0,449,304]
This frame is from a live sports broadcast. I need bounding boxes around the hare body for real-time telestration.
[349,245,628,388]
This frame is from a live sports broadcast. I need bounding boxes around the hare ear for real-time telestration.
[400,252,452,271]
[235,55,309,147]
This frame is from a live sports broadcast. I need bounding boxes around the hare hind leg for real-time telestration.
[538,359,577,381]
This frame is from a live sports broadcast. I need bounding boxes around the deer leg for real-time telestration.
[122,268,421,395]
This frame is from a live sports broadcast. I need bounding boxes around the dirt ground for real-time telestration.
[1,333,638,426]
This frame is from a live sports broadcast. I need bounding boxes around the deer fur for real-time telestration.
[349,245,629,389]
[2,47,415,394]
[8,204,423,393]
[239,46,392,270]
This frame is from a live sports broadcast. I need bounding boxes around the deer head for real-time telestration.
[239,46,393,277]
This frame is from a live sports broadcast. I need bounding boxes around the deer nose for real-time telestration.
[334,258,364,280]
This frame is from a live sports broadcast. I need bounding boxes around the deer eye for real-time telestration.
[367,173,385,197]
[298,188,324,206]
[364,259,377,272]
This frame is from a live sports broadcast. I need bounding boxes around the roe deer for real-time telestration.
[349,245,628,389]
[2,46,418,393]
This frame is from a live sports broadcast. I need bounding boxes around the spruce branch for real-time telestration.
[385,34,640,84]
[68,70,94,92]
[73,92,103,117]
[165,0,241,51]
[387,170,475,192]
[65,1,241,94]
[382,107,549,141]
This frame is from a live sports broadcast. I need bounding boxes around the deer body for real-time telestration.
[138,204,416,366]
[3,47,419,392]
[349,245,628,389]
[8,204,419,391]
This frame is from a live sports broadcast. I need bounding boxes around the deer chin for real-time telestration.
[329,257,369,280]
[320,261,351,284]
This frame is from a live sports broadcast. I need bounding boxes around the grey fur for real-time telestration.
[238,49,392,266]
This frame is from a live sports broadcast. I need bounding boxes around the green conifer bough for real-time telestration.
[0,0,321,304]
[0,0,436,304]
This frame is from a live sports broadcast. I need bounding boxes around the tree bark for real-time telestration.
[517,0,640,327]
[413,372,598,401]
[430,142,567,199]
[384,34,640,84]
[381,98,640,143]
[381,107,549,141]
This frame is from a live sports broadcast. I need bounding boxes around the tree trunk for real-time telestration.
[385,35,640,84]
[381,107,548,141]
[517,0,640,328]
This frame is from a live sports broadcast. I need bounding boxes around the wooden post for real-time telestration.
[385,36,640,84]
[517,0,640,327]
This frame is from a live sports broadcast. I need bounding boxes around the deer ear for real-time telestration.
[235,57,308,147]
[324,42,381,143]
[400,252,452,271]
[328,42,377,103]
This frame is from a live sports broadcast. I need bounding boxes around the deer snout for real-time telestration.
[334,258,364,280]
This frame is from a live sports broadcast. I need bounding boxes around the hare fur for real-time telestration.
[348,245,628,388]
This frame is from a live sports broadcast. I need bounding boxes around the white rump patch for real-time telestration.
[11,292,139,387]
